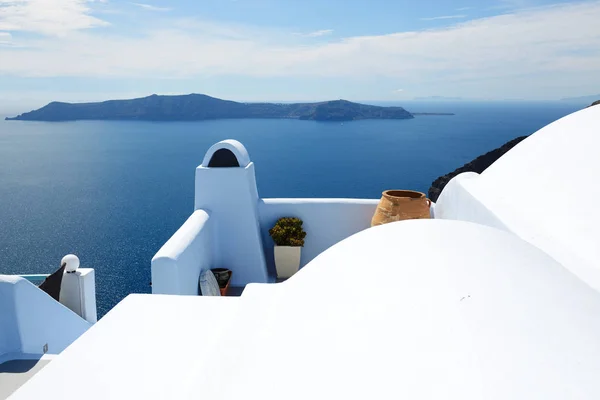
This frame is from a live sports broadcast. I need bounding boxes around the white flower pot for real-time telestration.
[274,246,302,279]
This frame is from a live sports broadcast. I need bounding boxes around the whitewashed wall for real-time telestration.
[60,268,97,324]
[195,164,268,286]
[0,275,90,361]
[151,210,213,295]
[0,277,20,359]
[258,199,379,273]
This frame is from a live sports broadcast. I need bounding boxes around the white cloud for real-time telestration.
[420,14,467,21]
[488,0,538,11]
[299,29,333,37]
[0,31,10,44]
[131,2,171,12]
[496,0,536,9]
[0,0,108,36]
[1,1,600,99]
[394,89,404,93]
[456,7,472,11]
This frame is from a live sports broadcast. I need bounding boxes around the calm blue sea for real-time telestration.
[0,101,584,316]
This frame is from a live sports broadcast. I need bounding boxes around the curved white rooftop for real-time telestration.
[11,220,600,399]
[436,105,600,291]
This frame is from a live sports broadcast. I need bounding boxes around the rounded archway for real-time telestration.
[201,140,251,168]
[207,149,240,167]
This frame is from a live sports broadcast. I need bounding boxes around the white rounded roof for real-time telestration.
[201,139,251,167]
[437,105,600,291]
[11,220,600,399]
[237,219,600,399]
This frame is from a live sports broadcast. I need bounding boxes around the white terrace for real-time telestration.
[151,139,380,293]
[3,105,600,399]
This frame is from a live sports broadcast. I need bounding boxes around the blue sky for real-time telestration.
[1,0,600,110]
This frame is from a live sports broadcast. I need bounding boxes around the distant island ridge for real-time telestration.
[5,94,458,122]
[413,96,463,101]
[561,94,600,104]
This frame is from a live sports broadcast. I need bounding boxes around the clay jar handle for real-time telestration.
[426,198,432,207]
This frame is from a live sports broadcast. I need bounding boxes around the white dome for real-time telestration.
[435,105,600,292]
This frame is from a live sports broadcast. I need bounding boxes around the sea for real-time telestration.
[0,101,586,317]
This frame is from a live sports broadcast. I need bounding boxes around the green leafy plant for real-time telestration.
[269,217,306,247]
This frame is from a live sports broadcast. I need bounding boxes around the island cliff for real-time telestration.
[6,94,414,122]
[428,100,599,201]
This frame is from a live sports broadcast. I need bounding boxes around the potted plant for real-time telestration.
[211,268,233,296]
[269,217,307,279]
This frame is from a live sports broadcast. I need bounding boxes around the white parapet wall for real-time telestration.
[151,210,213,295]
[19,266,97,324]
[258,198,379,272]
[60,268,97,324]
[0,275,90,363]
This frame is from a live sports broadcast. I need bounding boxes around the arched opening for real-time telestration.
[208,149,240,168]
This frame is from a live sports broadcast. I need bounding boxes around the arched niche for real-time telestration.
[201,139,251,168]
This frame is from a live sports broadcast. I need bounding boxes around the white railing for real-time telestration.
[19,274,49,285]
[151,210,213,295]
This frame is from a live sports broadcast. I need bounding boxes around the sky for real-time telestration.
[1,0,600,111]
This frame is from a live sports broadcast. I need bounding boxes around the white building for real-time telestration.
[3,105,600,399]
[0,256,96,399]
